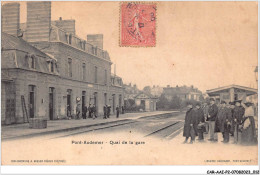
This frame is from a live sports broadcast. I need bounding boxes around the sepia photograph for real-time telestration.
[1,0,259,172]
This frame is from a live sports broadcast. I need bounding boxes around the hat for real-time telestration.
[209,98,215,101]
[229,101,235,105]
[220,101,226,104]
[244,102,254,106]
[234,100,242,104]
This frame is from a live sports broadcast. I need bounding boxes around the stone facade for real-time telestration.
[1,2,124,125]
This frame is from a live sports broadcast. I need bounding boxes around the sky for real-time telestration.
[4,1,258,92]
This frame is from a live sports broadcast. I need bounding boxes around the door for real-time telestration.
[29,85,35,118]
[82,91,86,112]
[49,87,54,120]
[5,82,16,124]
[141,100,145,110]
[67,89,72,116]
[112,94,115,113]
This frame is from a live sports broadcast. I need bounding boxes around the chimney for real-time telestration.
[87,34,103,49]
[53,17,76,35]
[26,1,51,42]
[114,64,116,76]
[2,3,20,36]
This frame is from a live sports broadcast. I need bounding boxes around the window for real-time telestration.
[92,46,95,55]
[49,61,54,73]
[68,58,72,77]
[82,41,86,50]
[69,34,72,44]
[104,69,107,85]
[82,63,86,81]
[29,55,36,69]
[94,66,98,83]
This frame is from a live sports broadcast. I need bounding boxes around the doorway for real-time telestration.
[82,91,86,112]
[67,89,72,117]
[29,85,35,118]
[49,87,54,120]
[5,82,16,124]
[141,100,145,110]
[112,94,115,113]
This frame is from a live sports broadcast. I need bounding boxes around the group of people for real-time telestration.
[67,104,97,120]
[68,104,125,120]
[81,104,97,119]
[183,98,257,145]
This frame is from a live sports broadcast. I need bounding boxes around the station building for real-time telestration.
[1,2,124,125]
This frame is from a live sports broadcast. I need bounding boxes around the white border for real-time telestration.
[1,0,259,174]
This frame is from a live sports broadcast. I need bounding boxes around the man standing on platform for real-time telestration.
[116,105,120,118]
[194,103,206,141]
[103,105,107,119]
[183,102,196,144]
[88,104,92,118]
[233,100,245,144]
[214,101,232,143]
[82,105,88,119]
[207,98,218,142]
[229,101,235,136]
[107,105,111,118]
[92,105,97,119]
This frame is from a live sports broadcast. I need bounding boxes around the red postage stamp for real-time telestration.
[120,2,156,47]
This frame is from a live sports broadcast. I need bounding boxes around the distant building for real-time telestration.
[1,2,124,125]
[150,85,163,97]
[206,84,257,103]
[134,92,158,112]
[163,85,202,101]
[124,83,141,100]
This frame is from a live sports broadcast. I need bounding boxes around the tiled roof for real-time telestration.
[2,32,57,74]
[2,32,49,57]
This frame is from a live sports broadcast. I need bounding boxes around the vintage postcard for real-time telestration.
[1,0,259,171]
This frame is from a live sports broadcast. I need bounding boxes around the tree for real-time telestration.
[143,86,151,95]
[169,95,182,109]
[157,94,170,110]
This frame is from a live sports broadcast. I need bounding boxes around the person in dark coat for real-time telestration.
[207,98,218,142]
[229,101,235,136]
[183,103,196,144]
[67,105,71,119]
[103,105,107,119]
[116,105,120,118]
[92,105,97,119]
[194,103,206,141]
[107,105,111,118]
[76,104,81,120]
[215,101,232,143]
[82,105,88,119]
[88,104,92,118]
[122,106,125,114]
[202,102,209,134]
[233,100,245,144]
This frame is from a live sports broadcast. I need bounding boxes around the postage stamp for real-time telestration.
[120,2,156,47]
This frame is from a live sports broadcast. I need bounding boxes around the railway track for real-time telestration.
[50,120,138,139]
[144,121,183,139]
[51,114,183,139]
